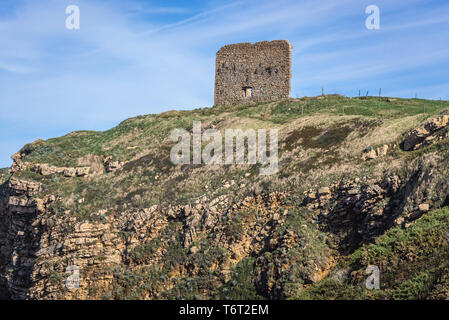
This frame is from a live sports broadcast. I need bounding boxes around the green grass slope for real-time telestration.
[13,95,449,221]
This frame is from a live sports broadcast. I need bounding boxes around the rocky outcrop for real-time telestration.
[0,176,149,299]
[303,177,401,252]
[10,140,43,174]
[302,154,449,253]
[403,114,449,151]
[0,170,8,184]
[2,152,447,300]
[32,156,126,177]
[0,177,54,299]
[361,144,390,161]
[32,164,90,177]
[7,177,42,196]
[104,157,126,173]
[0,179,334,300]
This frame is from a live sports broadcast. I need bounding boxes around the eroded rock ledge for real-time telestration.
[403,114,449,151]
[33,164,90,177]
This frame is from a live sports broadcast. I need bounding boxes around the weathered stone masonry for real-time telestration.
[214,40,292,106]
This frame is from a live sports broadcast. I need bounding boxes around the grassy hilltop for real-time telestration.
[14,95,449,217]
[2,95,449,300]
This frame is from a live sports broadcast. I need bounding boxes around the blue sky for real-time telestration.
[0,0,448,168]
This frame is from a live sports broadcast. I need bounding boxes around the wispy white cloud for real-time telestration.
[126,6,193,16]
[0,61,35,73]
[137,1,244,35]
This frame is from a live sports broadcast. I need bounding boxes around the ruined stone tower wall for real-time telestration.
[214,40,292,106]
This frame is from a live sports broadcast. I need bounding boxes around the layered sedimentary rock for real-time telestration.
[403,114,449,151]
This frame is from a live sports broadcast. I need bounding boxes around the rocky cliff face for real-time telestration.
[1,96,449,300]
[0,176,329,299]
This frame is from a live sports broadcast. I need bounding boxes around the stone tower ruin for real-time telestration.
[214,40,292,106]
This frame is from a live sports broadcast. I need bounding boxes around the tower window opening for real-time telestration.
[243,87,253,97]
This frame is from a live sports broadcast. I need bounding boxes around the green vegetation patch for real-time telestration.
[271,96,449,124]
[0,168,10,184]
[216,257,264,300]
[295,207,449,300]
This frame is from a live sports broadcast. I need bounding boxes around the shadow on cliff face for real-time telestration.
[311,155,449,255]
[0,278,11,299]
[0,180,11,299]
[0,178,47,300]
